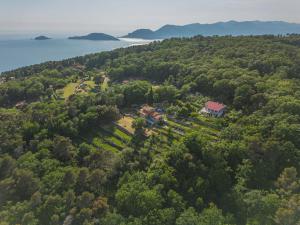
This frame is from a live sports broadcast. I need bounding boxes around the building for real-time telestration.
[139,105,163,126]
[15,101,27,109]
[200,101,226,117]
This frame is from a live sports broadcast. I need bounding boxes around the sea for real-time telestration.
[0,36,151,73]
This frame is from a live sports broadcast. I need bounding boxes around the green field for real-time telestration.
[62,82,78,99]
[101,77,109,91]
[58,80,96,99]
[84,80,96,89]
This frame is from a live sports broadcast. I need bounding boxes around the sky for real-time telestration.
[1,0,300,36]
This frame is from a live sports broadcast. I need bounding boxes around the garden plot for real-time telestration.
[92,138,120,153]
[115,116,135,135]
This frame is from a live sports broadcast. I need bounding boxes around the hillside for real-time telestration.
[123,20,300,39]
[69,33,119,41]
[1,35,300,225]
[123,29,157,39]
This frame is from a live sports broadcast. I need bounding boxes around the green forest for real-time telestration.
[1,35,300,225]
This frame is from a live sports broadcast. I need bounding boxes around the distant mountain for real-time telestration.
[69,33,119,41]
[123,21,300,39]
[34,36,51,40]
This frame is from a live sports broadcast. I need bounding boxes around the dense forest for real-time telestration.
[1,35,300,225]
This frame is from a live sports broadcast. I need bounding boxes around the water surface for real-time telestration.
[0,38,149,73]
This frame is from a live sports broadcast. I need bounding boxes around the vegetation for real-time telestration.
[1,34,300,224]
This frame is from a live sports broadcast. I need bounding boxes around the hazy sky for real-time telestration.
[1,0,300,36]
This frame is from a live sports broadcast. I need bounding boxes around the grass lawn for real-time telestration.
[84,80,96,89]
[101,77,109,91]
[116,116,135,134]
[62,82,78,99]
[58,79,97,99]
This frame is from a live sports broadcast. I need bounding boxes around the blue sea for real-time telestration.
[0,37,150,73]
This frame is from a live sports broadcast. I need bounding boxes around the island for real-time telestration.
[34,36,51,40]
[68,33,119,41]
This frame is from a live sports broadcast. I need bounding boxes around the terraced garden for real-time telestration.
[82,124,132,153]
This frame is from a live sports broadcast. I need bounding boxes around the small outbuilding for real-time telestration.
[15,101,27,109]
[200,101,226,117]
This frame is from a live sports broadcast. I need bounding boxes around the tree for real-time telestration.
[78,143,94,164]
[273,167,300,225]
[132,118,146,138]
[242,190,280,224]
[276,167,300,196]
[22,212,38,225]
[13,169,39,200]
[94,74,104,85]
[92,196,109,215]
[77,192,94,209]
[76,168,89,193]
[233,84,255,110]
[154,85,179,103]
[146,87,154,105]
[73,208,92,225]
[213,79,235,103]
[198,204,234,225]
[123,81,151,105]
[142,208,176,225]
[62,170,77,190]
[275,194,300,225]
[176,207,201,225]
[100,212,126,225]
[40,195,63,224]
[0,155,16,179]
[89,169,107,194]
[116,172,163,217]
[52,135,75,162]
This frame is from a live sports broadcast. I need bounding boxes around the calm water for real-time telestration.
[0,38,150,73]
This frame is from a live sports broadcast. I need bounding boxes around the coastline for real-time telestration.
[0,38,154,74]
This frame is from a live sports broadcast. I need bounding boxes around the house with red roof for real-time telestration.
[139,105,163,126]
[200,101,226,117]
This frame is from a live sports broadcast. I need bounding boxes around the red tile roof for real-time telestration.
[140,105,163,121]
[206,101,226,112]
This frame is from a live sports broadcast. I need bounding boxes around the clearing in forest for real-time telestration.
[58,79,96,99]
[101,76,109,91]
[62,82,78,99]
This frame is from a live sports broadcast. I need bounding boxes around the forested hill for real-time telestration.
[1,35,300,225]
[123,21,300,39]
